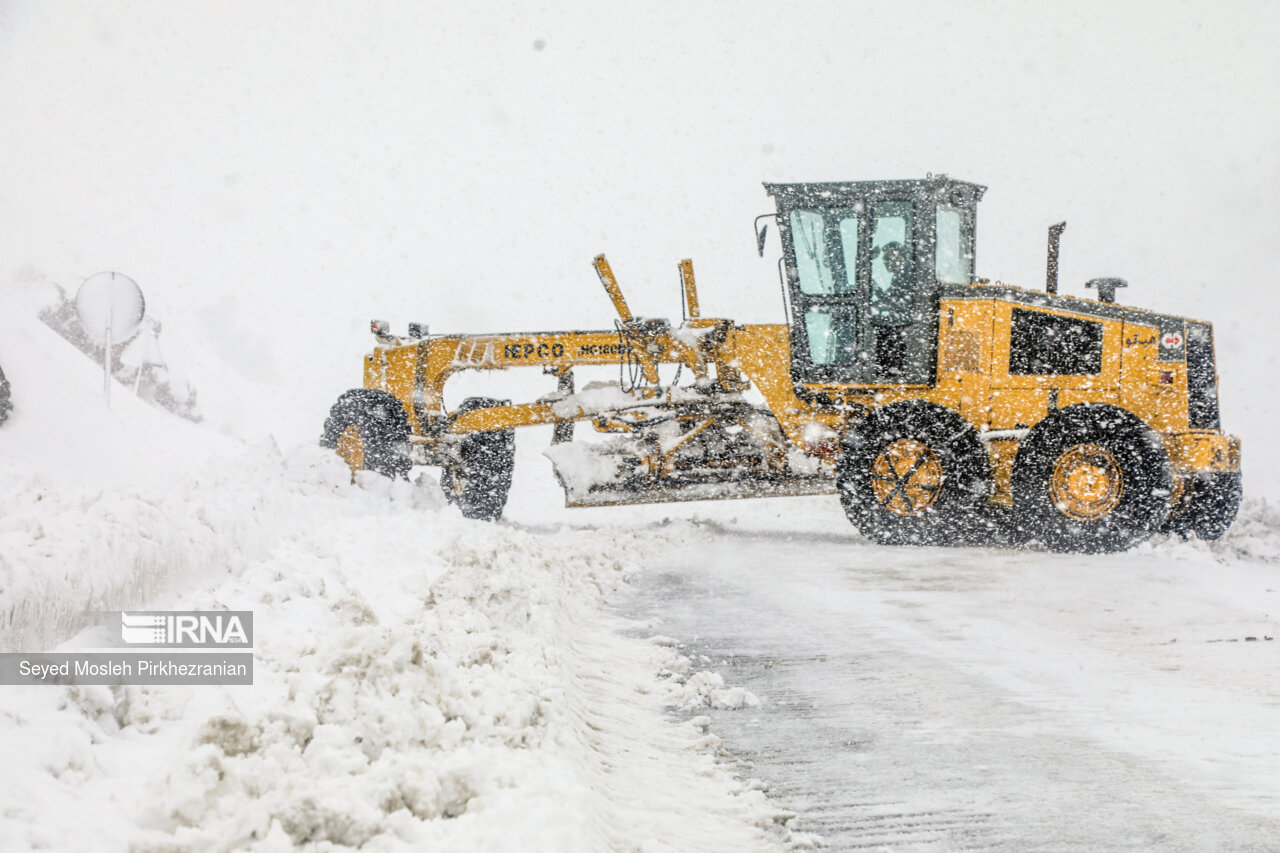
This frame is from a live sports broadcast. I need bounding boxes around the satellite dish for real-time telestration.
[75,271,145,344]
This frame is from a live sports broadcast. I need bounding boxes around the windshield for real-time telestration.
[789,210,857,295]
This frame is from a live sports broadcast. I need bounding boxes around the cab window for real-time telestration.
[1009,309,1102,375]
[935,204,971,284]
[804,306,859,364]
[790,210,859,295]
[790,210,835,295]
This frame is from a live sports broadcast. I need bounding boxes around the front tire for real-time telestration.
[0,364,11,425]
[440,397,515,521]
[838,401,991,546]
[1012,404,1171,553]
[320,388,412,479]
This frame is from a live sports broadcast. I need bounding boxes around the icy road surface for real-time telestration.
[613,504,1280,851]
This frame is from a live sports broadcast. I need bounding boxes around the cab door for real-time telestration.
[865,200,926,383]
[784,201,934,386]
[785,207,864,381]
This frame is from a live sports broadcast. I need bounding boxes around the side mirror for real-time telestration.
[754,214,776,257]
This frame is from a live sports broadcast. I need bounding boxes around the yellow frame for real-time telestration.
[356,263,1239,509]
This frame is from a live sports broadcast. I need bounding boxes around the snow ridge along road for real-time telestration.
[0,454,787,851]
[0,279,789,851]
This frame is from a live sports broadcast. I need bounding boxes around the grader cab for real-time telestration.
[321,176,1241,553]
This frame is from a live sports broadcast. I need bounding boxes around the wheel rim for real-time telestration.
[871,439,943,517]
[444,465,468,502]
[335,425,366,475]
[1050,444,1123,520]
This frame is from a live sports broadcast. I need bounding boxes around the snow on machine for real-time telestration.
[321,177,1241,552]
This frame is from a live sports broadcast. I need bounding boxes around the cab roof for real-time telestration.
[765,176,987,207]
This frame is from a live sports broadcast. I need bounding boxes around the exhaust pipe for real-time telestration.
[1046,222,1066,295]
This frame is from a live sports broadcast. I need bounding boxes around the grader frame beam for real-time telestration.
[361,256,845,452]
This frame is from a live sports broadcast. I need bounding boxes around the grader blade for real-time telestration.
[543,440,835,508]
[560,477,837,508]
[554,471,837,509]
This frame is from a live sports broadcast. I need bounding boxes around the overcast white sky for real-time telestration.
[2,1,1278,489]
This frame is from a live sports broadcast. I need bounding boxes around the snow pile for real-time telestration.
[657,647,762,711]
[1201,497,1280,564]
[543,437,631,499]
[672,671,762,712]
[0,292,786,851]
[0,445,363,652]
[0,457,786,851]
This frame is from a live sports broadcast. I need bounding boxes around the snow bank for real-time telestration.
[0,294,786,851]
[0,445,356,653]
[0,278,241,650]
[0,462,785,851]
[1197,497,1280,564]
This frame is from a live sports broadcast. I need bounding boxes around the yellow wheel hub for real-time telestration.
[1051,444,1123,520]
[335,425,366,478]
[871,439,943,517]
[446,466,467,500]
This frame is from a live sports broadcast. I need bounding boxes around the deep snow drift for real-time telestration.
[0,289,792,851]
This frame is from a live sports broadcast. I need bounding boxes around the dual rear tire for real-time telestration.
[838,402,1209,553]
[838,401,991,546]
[1010,405,1172,553]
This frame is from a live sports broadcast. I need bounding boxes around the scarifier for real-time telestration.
[321,177,1241,552]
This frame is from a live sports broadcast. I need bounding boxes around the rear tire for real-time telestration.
[440,397,515,521]
[838,401,991,546]
[1161,472,1242,541]
[1012,404,1171,553]
[320,388,412,479]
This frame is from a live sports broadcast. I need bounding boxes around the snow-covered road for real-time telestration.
[616,503,1280,850]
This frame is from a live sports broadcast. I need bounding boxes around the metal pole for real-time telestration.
[104,298,114,406]
[104,323,112,406]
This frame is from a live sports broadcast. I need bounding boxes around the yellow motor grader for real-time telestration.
[321,177,1241,552]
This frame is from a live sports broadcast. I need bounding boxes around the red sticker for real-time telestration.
[1162,333,1183,348]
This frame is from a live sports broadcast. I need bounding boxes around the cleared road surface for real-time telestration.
[613,503,1280,852]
